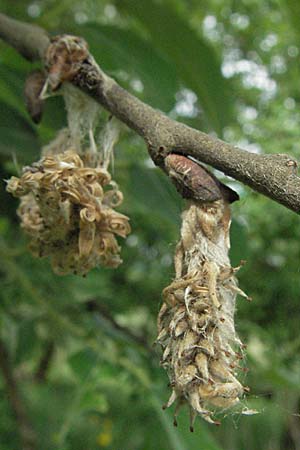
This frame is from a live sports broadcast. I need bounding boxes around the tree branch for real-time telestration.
[0,13,49,61]
[85,300,155,355]
[0,13,300,212]
[34,341,55,383]
[0,339,37,450]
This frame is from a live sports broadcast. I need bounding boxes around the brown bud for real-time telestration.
[24,70,46,123]
[164,154,239,203]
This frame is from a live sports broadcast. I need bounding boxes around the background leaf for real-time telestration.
[115,0,233,133]
[70,23,180,112]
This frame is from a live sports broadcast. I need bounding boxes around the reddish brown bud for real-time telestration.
[164,154,239,203]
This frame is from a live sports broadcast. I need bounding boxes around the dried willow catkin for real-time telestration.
[7,149,130,275]
[7,40,130,277]
[156,198,249,428]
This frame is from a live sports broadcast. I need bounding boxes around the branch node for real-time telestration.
[45,34,89,90]
[75,61,103,91]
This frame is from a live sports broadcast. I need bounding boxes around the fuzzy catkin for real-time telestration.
[7,149,130,275]
[157,199,248,428]
[7,77,130,276]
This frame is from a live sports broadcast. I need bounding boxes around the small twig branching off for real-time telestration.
[85,299,154,355]
[0,339,37,450]
[34,341,55,383]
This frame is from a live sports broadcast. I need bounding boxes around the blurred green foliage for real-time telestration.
[1,0,300,449]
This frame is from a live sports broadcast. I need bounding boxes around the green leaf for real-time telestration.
[70,23,179,111]
[284,0,300,41]
[126,164,182,230]
[230,218,249,265]
[0,44,33,72]
[79,391,108,414]
[0,124,39,161]
[68,349,97,381]
[15,320,38,364]
[0,65,28,119]
[116,0,233,133]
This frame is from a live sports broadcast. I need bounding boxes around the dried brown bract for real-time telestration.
[157,197,249,429]
[7,149,130,275]
[45,35,89,90]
